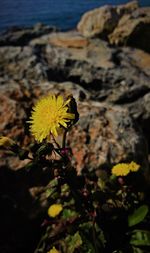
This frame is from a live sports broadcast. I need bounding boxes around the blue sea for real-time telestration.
[0,0,149,32]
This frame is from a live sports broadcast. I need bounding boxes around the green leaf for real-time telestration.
[45,178,58,198]
[132,246,150,253]
[36,143,54,157]
[61,183,70,194]
[61,183,70,197]
[80,234,95,253]
[62,208,78,219]
[65,231,82,253]
[79,222,106,251]
[24,161,35,171]
[132,247,143,253]
[48,178,58,188]
[18,149,29,160]
[128,205,149,227]
[110,174,117,181]
[45,188,56,198]
[112,251,123,253]
[79,222,93,233]
[130,230,150,246]
[97,178,106,190]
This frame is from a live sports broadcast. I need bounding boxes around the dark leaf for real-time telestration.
[128,205,149,227]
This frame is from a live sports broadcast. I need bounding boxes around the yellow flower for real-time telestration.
[48,204,63,218]
[129,161,140,172]
[47,246,60,253]
[29,94,75,142]
[0,136,15,148]
[112,161,140,176]
[112,163,130,176]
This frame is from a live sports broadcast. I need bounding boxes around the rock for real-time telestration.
[109,7,150,53]
[0,23,57,46]
[127,92,150,149]
[0,81,30,169]
[128,49,150,75]
[0,30,150,152]
[116,0,138,15]
[1,30,149,88]
[77,5,119,38]
[47,31,114,69]
[77,1,150,53]
[44,38,150,113]
[30,31,114,69]
[0,46,49,81]
[49,31,89,48]
[0,28,150,147]
[77,1,138,39]
[68,101,148,173]
[0,81,25,137]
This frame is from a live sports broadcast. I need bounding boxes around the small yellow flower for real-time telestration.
[129,161,140,172]
[47,246,60,253]
[29,94,75,142]
[0,136,15,148]
[112,163,130,176]
[112,161,140,177]
[48,204,63,218]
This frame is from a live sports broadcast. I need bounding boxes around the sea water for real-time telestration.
[0,0,149,32]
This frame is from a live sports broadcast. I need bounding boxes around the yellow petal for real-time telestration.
[48,204,63,218]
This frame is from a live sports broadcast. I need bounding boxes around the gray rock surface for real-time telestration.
[109,7,150,53]
[0,23,57,46]
[77,1,138,39]
[68,101,148,173]
[77,1,150,53]
[77,5,119,38]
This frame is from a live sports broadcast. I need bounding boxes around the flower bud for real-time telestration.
[0,136,15,148]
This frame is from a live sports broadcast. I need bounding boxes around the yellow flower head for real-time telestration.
[129,161,140,172]
[112,163,130,176]
[0,136,15,148]
[47,246,60,253]
[112,161,140,176]
[48,204,63,218]
[29,94,75,142]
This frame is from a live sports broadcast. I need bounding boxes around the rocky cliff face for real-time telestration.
[77,1,150,53]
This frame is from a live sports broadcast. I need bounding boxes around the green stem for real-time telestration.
[34,233,46,253]
[51,134,61,149]
[34,226,51,253]
[92,219,99,253]
[62,129,68,149]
